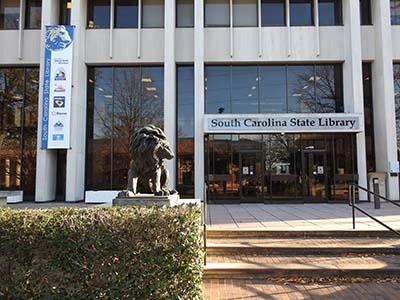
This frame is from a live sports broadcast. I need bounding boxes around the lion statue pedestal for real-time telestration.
[112,125,180,207]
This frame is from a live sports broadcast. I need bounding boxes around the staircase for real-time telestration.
[204,229,400,280]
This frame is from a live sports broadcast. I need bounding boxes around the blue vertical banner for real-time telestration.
[41,25,75,149]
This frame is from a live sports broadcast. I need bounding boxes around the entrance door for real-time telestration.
[240,151,263,202]
[302,150,328,200]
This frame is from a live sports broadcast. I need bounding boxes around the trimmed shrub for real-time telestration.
[0,205,203,299]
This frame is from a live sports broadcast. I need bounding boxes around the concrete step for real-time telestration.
[206,237,400,255]
[204,254,400,279]
[206,229,400,239]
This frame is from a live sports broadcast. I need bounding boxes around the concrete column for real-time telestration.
[65,0,87,202]
[342,0,368,200]
[194,0,205,199]
[371,0,399,200]
[164,0,176,190]
[35,0,59,202]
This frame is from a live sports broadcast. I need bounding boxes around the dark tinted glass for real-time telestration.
[360,0,372,25]
[259,66,287,112]
[392,0,400,25]
[0,0,20,29]
[287,65,315,112]
[290,0,313,26]
[88,0,110,28]
[177,66,194,198]
[318,0,342,26]
[315,64,343,113]
[25,0,41,29]
[60,0,72,25]
[86,66,164,190]
[231,66,259,113]
[177,0,194,27]
[362,63,375,172]
[205,0,230,27]
[261,0,285,26]
[0,68,38,200]
[115,0,138,28]
[205,66,231,114]
[394,64,400,160]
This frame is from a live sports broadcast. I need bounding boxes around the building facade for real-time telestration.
[1,0,400,203]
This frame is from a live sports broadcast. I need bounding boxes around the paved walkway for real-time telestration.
[207,203,400,231]
[202,279,400,300]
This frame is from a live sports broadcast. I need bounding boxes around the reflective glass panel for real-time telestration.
[177,66,194,198]
[0,0,20,29]
[318,0,341,26]
[205,66,231,114]
[261,0,285,26]
[142,0,164,28]
[259,66,287,113]
[60,0,72,25]
[177,0,194,27]
[233,0,257,27]
[205,0,230,27]
[287,65,315,113]
[25,0,41,29]
[231,66,259,113]
[88,0,110,28]
[315,64,343,113]
[394,64,400,160]
[290,0,313,26]
[115,0,138,28]
[391,0,400,25]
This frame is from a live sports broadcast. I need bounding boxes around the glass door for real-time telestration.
[302,150,328,200]
[240,151,263,202]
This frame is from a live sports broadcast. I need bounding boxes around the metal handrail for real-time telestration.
[202,183,207,266]
[348,184,400,237]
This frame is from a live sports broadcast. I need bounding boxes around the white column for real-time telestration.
[35,0,59,202]
[342,0,368,200]
[371,0,399,200]
[164,0,176,190]
[194,0,205,199]
[65,0,87,202]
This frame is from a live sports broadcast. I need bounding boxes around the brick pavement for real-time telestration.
[202,279,400,300]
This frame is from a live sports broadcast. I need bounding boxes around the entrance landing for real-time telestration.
[207,203,400,231]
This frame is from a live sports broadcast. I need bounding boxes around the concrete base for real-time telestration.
[112,193,181,207]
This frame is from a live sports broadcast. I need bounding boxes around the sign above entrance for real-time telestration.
[204,114,363,133]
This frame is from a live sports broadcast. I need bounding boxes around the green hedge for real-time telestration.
[0,205,203,300]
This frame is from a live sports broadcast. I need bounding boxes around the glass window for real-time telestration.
[177,66,194,198]
[315,64,343,113]
[115,0,138,28]
[233,0,257,27]
[394,64,400,162]
[205,66,231,114]
[60,0,72,25]
[391,0,400,25]
[318,0,342,26]
[360,0,372,25]
[362,63,375,173]
[142,0,164,28]
[287,65,315,113]
[25,0,41,29]
[86,66,164,190]
[205,0,230,27]
[261,0,285,26]
[259,66,287,113]
[0,68,39,200]
[88,0,110,28]
[177,0,194,27]
[231,66,259,113]
[290,0,313,26]
[0,0,20,29]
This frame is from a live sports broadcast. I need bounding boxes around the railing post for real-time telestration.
[352,185,356,229]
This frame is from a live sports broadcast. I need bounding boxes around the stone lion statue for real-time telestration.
[125,125,177,196]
